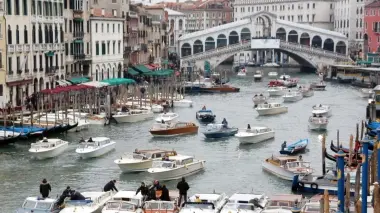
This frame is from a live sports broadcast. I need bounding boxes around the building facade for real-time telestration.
[90,8,124,81]
[0,1,5,106]
[165,8,186,54]
[5,0,65,106]
[364,1,380,54]
[146,6,168,65]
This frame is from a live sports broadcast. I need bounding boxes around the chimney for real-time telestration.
[101,8,105,16]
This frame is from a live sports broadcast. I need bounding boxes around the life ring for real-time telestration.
[298,182,304,188]
[311,183,318,190]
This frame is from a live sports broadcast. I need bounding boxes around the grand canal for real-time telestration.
[0,67,368,211]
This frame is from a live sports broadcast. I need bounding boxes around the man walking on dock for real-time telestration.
[177,177,190,207]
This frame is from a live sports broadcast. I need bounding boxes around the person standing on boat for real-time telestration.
[40,179,51,198]
[202,106,206,110]
[103,180,118,192]
[281,141,287,151]
[177,177,190,206]
[161,185,171,201]
[298,155,303,161]
[88,137,94,142]
[222,118,228,128]
[247,124,251,130]
[136,182,149,201]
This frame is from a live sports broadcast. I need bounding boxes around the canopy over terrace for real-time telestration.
[68,77,91,84]
[40,84,93,94]
[101,78,136,86]
[81,81,110,88]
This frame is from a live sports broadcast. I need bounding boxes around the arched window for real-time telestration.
[7,25,12,44]
[24,25,28,43]
[38,25,42,43]
[16,25,19,44]
[44,25,48,43]
[32,25,36,43]
[60,26,63,43]
[54,26,58,43]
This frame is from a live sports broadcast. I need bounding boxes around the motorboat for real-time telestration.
[114,149,178,173]
[253,70,263,81]
[263,63,280,67]
[282,91,303,102]
[256,103,288,116]
[155,112,179,123]
[308,115,328,131]
[16,197,61,213]
[173,99,193,107]
[301,194,339,212]
[147,155,206,181]
[262,194,305,213]
[102,191,143,213]
[267,86,287,96]
[279,139,309,155]
[298,86,314,97]
[360,88,374,98]
[252,94,267,106]
[152,104,164,113]
[312,104,332,117]
[113,109,154,123]
[76,137,116,159]
[144,200,177,213]
[196,109,216,123]
[220,193,269,213]
[29,138,69,160]
[281,79,298,88]
[203,123,238,139]
[310,80,326,91]
[235,126,275,144]
[87,113,107,125]
[200,84,240,93]
[262,155,314,181]
[237,68,247,76]
[268,72,278,79]
[149,122,199,137]
[279,74,290,81]
[180,193,229,213]
[60,191,113,213]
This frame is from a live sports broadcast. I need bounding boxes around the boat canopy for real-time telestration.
[68,77,90,84]
[81,81,110,88]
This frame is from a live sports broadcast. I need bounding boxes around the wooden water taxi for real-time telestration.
[149,122,198,137]
[262,155,313,181]
[200,85,240,93]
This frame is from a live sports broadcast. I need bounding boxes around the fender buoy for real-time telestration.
[311,183,318,190]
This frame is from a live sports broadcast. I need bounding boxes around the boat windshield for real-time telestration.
[206,124,223,130]
[23,200,37,209]
[287,161,310,168]
[224,203,256,210]
[106,201,120,209]
[152,161,174,168]
[35,202,53,210]
[133,153,147,160]
[145,202,175,210]
[121,202,136,211]
[183,203,214,209]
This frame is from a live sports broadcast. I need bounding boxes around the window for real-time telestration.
[8,57,12,74]
[24,26,28,43]
[118,41,120,54]
[15,0,20,15]
[16,56,20,71]
[0,52,2,68]
[65,43,68,55]
[39,55,42,71]
[33,55,36,70]
[32,0,36,14]
[6,0,11,15]
[87,21,90,33]
[113,24,115,32]
[96,42,99,55]
[55,54,58,68]
[107,24,109,32]
[70,43,73,55]
[69,20,72,32]
[113,41,115,54]
[87,42,89,54]
[23,0,28,15]
[107,41,110,54]
[7,25,12,44]
[61,54,63,66]
[25,56,28,71]
[101,24,103,32]
[102,42,106,55]
[0,85,3,96]
[312,3,315,9]
[118,24,120,33]
[37,1,41,15]
[95,23,98,33]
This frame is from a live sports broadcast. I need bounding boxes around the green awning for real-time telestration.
[132,65,152,74]
[162,59,169,65]
[145,69,174,77]
[73,18,83,22]
[127,68,139,76]
[74,39,83,44]
[45,51,55,57]
[68,77,90,84]
[357,60,372,65]
[101,78,136,86]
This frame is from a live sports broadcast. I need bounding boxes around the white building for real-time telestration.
[5,0,65,106]
[90,9,124,81]
[232,0,335,64]
[166,8,186,54]
[334,0,371,55]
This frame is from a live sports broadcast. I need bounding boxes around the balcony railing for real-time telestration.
[47,44,53,50]
[16,44,23,52]
[73,32,84,38]
[45,66,56,76]
[6,73,33,82]
[7,44,15,53]
[24,44,31,52]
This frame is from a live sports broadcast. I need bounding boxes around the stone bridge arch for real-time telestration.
[245,11,276,37]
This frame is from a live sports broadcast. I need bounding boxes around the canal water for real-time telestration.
[0,67,368,211]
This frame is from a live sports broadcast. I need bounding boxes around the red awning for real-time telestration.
[40,84,93,94]
[145,65,155,70]
[150,64,160,69]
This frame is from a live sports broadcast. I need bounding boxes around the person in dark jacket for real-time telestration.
[40,179,52,198]
[104,180,118,192]
[136,182,149,196]
[161,185,170,201]
[62,186,71,197]
[177,177,190,206]
[70,190,86,200]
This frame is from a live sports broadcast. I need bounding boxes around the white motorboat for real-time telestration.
[279,74,290,81]
[102,191,143,213]
[237,68,247,76]
[253,70,263,81]
[235,126,275,144]
[155,112,179,123]
[88,113,107,125]
[298,86,314,97]
[252,94,267,106]
[262,156,314,181]
[60,191,113,213]
[152,104,164,113]
[360,88,374,98]
[267,86,287,96]
[180,193,229,213]
[308,115,328,131]
[220,193,269,213]
[29,138,69,160]
[282,91,303,102]
[173,99,193,107]
[16,197,60,213]
[310,80,326,91]
[268,72,278,79]
[256,103,288,116]
[76,137,116,159]
[113,109,154,123]
[312,104,332,117]
[114,149,178,173]
[263,63,280,67]
[262,194,305,213]
[147,155,206,181]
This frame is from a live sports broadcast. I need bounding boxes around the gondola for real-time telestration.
[0,133,21,146]
[330,140,374,153]
[323,149,361,166]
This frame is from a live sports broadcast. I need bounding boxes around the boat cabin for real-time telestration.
[31,139,65,149]
[222,193,267,211]
[17,197,60,213]
[65,191,112,207]
[183,193,228,210]
[151,155,195,169]
[245,127,272,134]
[257,103,282,109]
[265,194,304,210]
[104,191,143,211]
[144,200,177,213]
[133,149,177,160]
[206,124,224,131]
[80,137,111,148]
[266,156,312,171]
[197,110,214,115]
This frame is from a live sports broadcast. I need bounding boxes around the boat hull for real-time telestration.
[152,105,164,113]
[203,128,238,138]
[268,73,278,79]
[256,107,288,116]
[115,159,154,173]
[76,142,116,159]
[68,120,90,132]
[200,87,240,93]
[237,131,275,144]
[29,142,68,160]
[148,161,205,181]
[308,122,328,131]
[302,90,314,97]
[237,72,246,76]
[88,118,106,125]
[253,75,262,81]
[150,126,199,137]
[283,95,303,102]
[113,112,154,123]
[262,160,295,181]
[268,90,285,96]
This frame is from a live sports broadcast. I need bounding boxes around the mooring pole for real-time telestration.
[337,150,346,213]
[361,140,370,213]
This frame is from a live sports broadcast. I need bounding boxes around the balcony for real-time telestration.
[73,54,91,62]
[129,11,138,19]
[53,43,60,50]
[73,32,84,39]
[41,44,47,51]
[7,44,15,53]
[6,72,33,83]
[33,44,40,51]
[130,26,138,32]
[16,44,23,52]
[45,66,57,76]
[61,44,65,51]
[32,15,64,24]
[47,44,53,51]
[24,44,31,52]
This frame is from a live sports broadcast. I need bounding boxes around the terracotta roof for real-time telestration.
[366,1,380,8]
[145,5,165,9]
[91,8,114,18]
[153,0,231,11]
